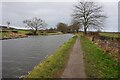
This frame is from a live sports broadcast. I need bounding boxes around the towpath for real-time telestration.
[61,36,86,78]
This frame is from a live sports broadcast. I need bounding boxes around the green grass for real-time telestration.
[17,30,30,34]
[99,33,120,38]
[80,35,119,78]
[24,35,77,78]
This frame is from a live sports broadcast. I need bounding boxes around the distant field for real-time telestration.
[16,30,30,34]
[2,29,30,34]
[99,32,120,38]
[2,29,61,35]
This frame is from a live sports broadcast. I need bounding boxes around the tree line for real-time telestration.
[56,21,79,34]
[6,1,107,35]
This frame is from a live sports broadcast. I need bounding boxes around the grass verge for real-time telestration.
[24,35,77,78]
[80,35,119,78]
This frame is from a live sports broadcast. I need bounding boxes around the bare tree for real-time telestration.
[6,21,10,29]
[72,1,107,34]
[23,17,46,35]
[70,20,80,33]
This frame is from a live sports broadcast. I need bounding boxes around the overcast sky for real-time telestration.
[118,1,120,32]
[1,0,119,32]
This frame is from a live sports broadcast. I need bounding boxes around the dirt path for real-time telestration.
[61,36,86,78]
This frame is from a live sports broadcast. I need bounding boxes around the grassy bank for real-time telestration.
[1,29,63,40]
[1,30,29,39]
[80,35,119,78]
[1,32,28,40]
[24,35,77,78]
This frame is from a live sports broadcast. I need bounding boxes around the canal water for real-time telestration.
[2,34,73,78]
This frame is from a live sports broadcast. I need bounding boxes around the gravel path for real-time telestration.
[61,36,86,78]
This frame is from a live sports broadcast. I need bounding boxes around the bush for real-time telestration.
[12,30,18,33]
[26,32,34,35]
[2,30,8,33]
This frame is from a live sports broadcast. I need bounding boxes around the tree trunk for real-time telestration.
[34,28,37,35]
[33,31,36,35]
[84,28,87,35]
[77,29,79,33]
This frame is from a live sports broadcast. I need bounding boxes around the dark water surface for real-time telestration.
[2,34,73,78]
